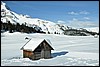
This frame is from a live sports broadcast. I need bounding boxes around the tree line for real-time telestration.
[1,21,45,34]
[63,28,99,36]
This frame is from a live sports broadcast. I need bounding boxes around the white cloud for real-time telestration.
[66,18,98,28]
[80,11,90,14]
[72,18,78,21]
[57,20,66,24]
[83,17,90,20]
[68,11,90,15]
[68,11,78,15]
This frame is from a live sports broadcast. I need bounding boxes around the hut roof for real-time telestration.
[21,38,54,51]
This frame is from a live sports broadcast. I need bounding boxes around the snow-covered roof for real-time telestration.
[21,38,53,51]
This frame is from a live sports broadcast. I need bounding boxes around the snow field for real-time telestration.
[1,32,99,66]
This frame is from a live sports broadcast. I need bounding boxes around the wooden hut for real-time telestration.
[20,38,54,60]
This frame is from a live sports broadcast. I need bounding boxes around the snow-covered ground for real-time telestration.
[1,32,99,66]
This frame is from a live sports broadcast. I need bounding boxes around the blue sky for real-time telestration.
[4,1,99,28]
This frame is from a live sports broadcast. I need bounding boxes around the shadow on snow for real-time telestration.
[51,51,68,58]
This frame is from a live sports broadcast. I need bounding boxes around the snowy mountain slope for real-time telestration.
[84,27,99,33]
[1,1,65,34]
